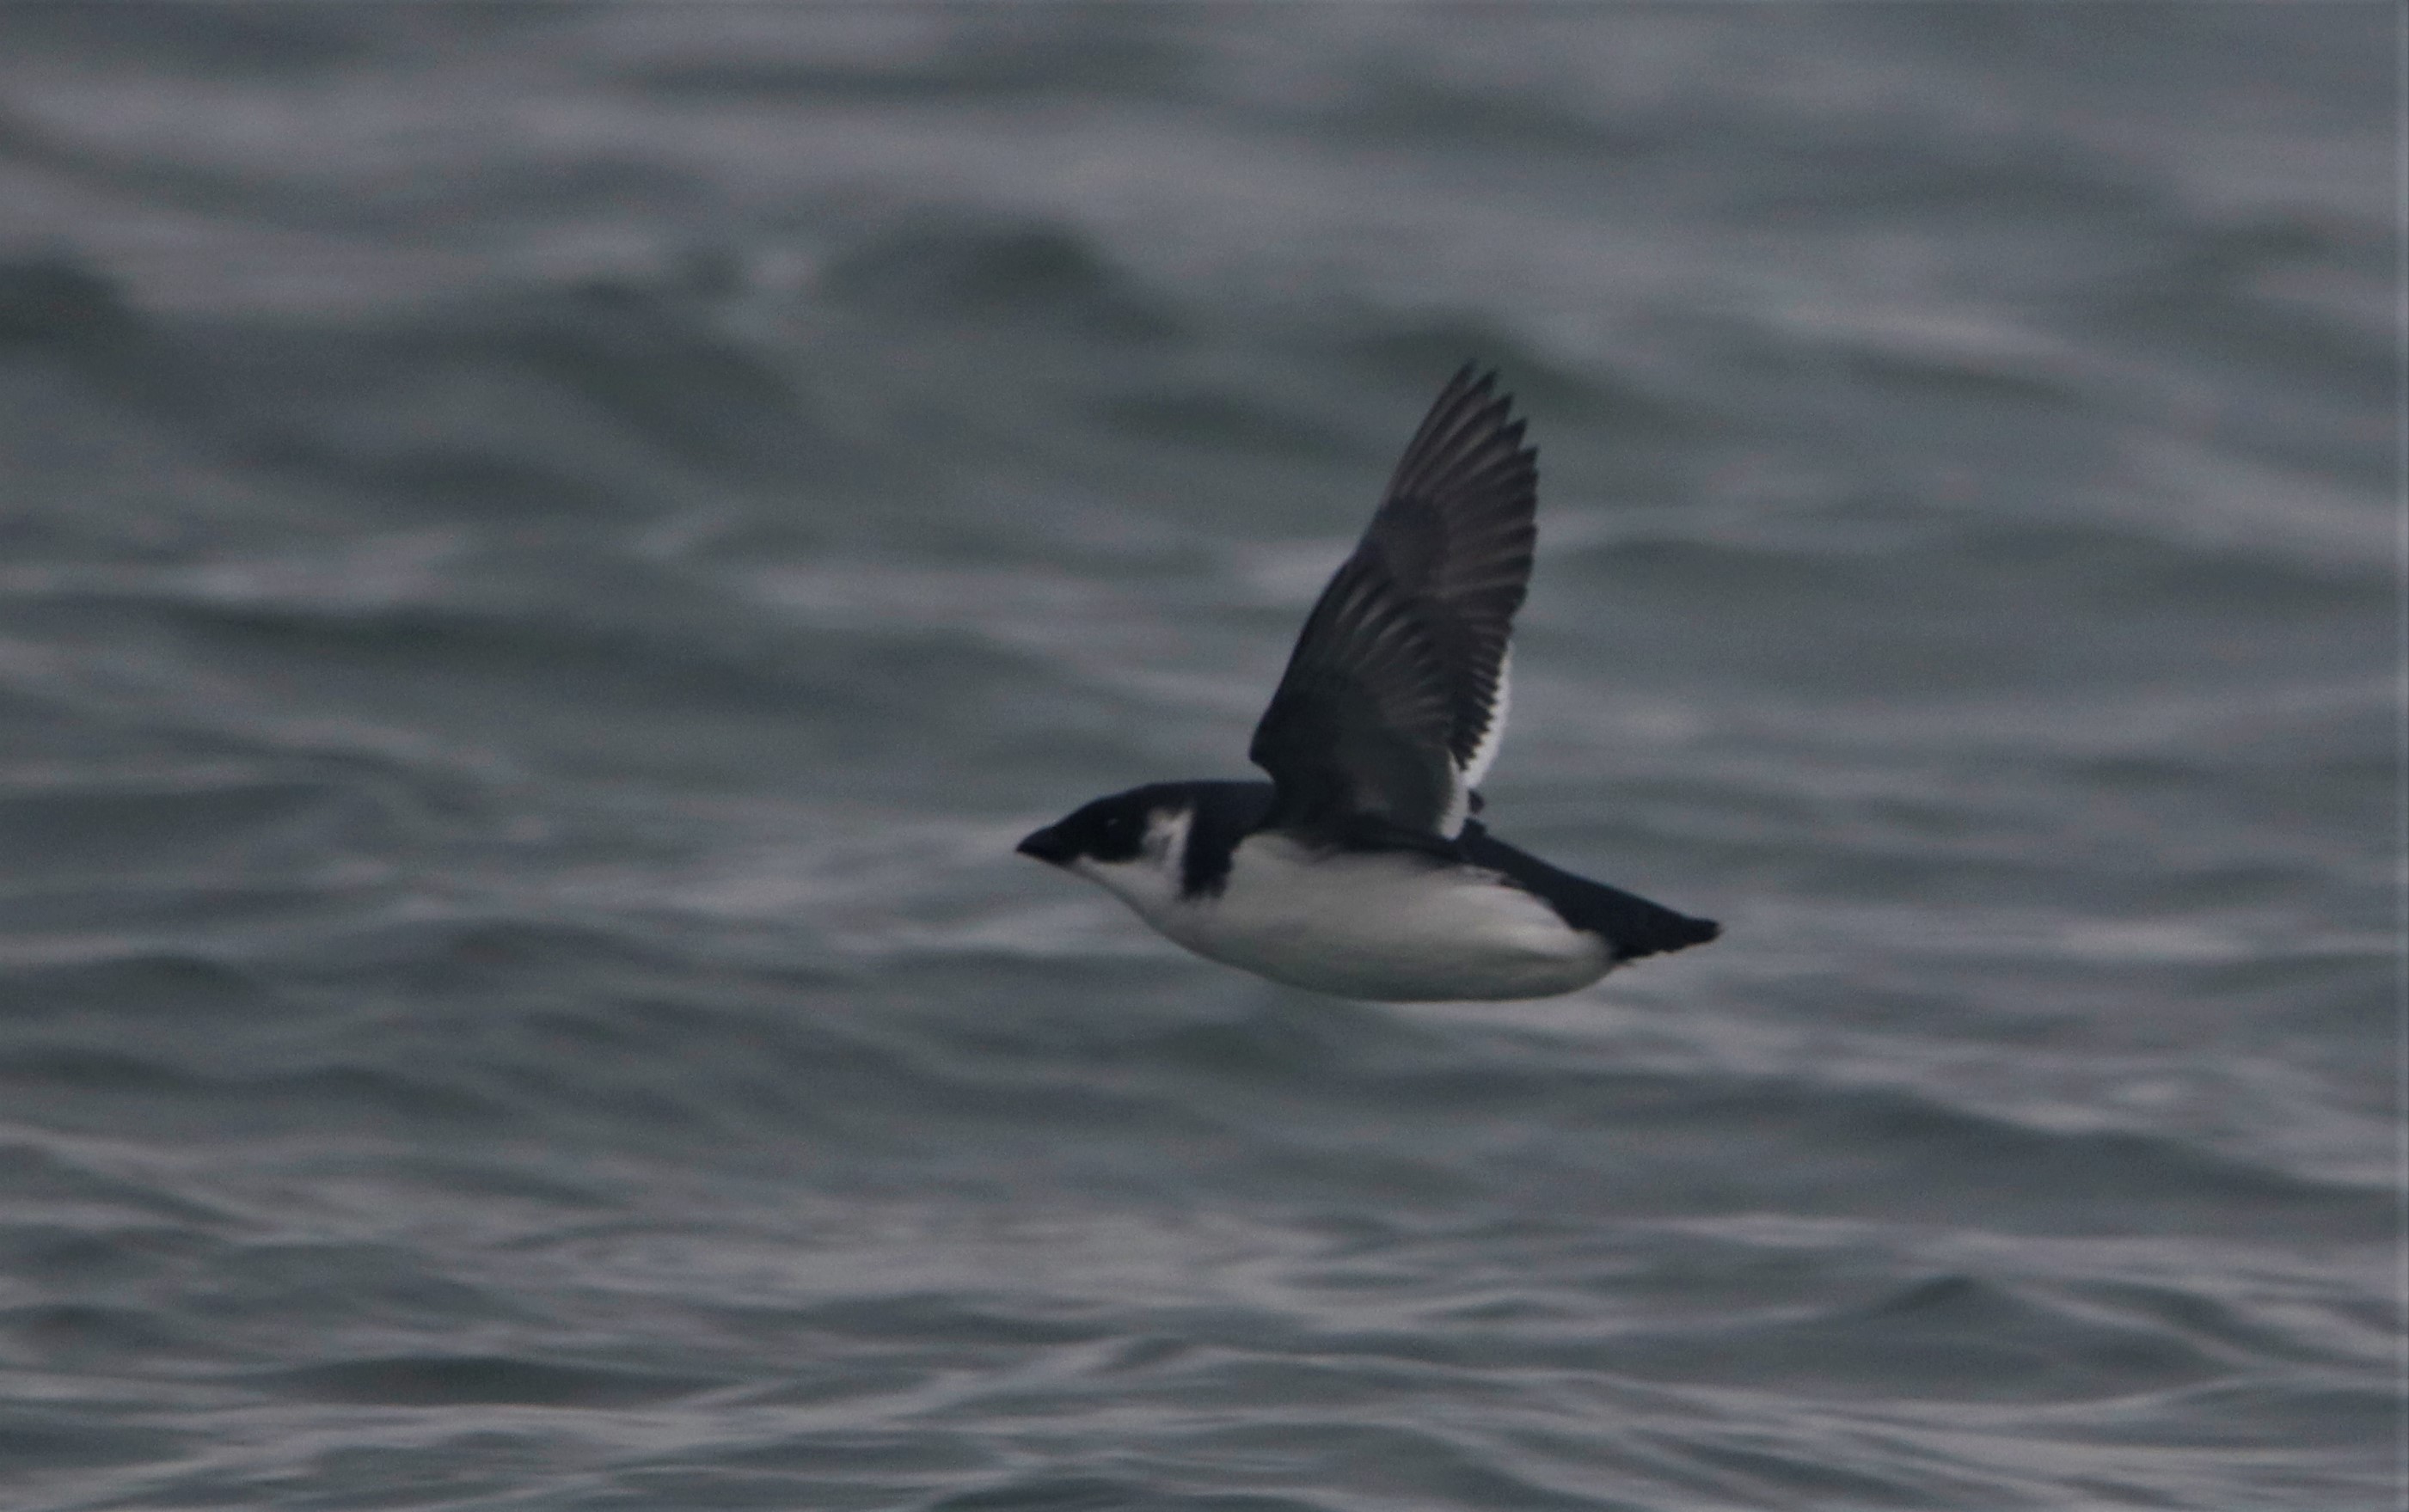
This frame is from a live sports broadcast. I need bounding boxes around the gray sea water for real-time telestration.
[0,5,2398,1509]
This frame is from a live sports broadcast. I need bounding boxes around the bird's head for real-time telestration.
[1017,785,1195,910]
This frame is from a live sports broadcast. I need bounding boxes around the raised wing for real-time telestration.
[1249,364,1538,839]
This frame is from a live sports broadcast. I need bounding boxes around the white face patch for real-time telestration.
[1070,804,1192,916]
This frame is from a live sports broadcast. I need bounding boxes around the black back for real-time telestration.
[1456,823,1719,963]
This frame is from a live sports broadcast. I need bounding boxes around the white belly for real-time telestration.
[1140,834,1612,1001]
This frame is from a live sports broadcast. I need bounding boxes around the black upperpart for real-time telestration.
[1019,779,1719,966]
[1454,822,1719,963]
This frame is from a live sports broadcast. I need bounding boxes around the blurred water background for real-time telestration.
[0,4,2397,1509]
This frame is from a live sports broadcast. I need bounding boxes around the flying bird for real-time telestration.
[1018,365,1717,1000]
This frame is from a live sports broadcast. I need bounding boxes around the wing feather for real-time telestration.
[1249,365,1539,837]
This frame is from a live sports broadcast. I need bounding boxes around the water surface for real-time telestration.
[0,6,2395,1509]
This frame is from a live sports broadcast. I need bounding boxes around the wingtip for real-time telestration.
[1391,363,1531,499]
[1451,360,1502,399]
[1611,909,1721,964]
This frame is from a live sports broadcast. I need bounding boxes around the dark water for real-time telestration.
[0,5,2397,1509]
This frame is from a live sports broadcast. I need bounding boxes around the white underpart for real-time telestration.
[1439,646,1511,839]
[1074,805,1609,1002]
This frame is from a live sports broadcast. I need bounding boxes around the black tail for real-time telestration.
[1457,824,1719,964]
